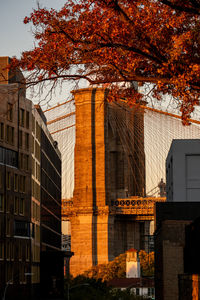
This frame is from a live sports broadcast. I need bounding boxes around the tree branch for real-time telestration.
[159,0,200,15]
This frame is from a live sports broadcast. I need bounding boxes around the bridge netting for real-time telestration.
[44,99,200,199]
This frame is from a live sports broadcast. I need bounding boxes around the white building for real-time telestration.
[166,139,200,202]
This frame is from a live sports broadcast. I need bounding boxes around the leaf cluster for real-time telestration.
[9,0,200,120]
[83,252,126,281]
[139,250,155,277]
[83,250,154,281]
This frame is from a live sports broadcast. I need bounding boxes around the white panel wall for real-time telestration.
[166,139,200,202]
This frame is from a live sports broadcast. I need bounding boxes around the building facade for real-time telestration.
[38,106,63,298]
[0,57,63,299]
[0,57,33,299]
[166,139,200,202]
[154,202,200,300]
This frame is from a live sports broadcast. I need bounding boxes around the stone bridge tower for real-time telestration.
[68,88,149,276]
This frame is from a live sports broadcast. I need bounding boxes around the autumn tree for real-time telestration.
[139,250,154,277]
[83,250,154,281]
[83,253,126,281]
[9,0,200,121]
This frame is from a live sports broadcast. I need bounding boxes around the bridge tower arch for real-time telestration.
[69,88,148,276]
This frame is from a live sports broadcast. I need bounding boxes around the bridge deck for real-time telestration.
[62,197,166,220]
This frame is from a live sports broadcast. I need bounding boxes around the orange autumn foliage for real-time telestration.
[83,251,154,281]
[9,0,200,121]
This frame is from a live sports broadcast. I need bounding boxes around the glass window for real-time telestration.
[19,153,23,170]
[19,198,24,215]
[26,244,30,261]
[36,122,40,140]
[15,221,30,237]
[32,158,35,176]
[19,109,25,127]
[0,194,4,212]
[18,241,22,260]
[6,216,10,236]
[0,123,4,140]
[25,133,29,150]
[26,111,29,129]
[6,126,14,145]
[6,241,10,260]
[0,172,2,188]
[19,130,23,148]
[0,147,3,164]
[0,242,4,259]
[10,243,14,260]
[24,155,29,171]
[7,103,13,121]
[19,176,25,193]
[6,172,11,190]
[6,195,10,213]
[14,174,18,191]
[5,148,18,167]
[32,115,35,133]
[14,196,19,214]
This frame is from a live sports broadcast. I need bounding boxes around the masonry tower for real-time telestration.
[67,88,150,276]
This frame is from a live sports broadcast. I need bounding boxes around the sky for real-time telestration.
[0,0,77,107]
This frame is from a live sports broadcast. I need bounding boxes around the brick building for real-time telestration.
[0,57,63,299]
[154,202,200,300]
[0,57,33,299]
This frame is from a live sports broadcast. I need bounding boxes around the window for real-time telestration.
[35,141,40,160]
[26,111,29,129]
[10,243,14,260]
[32,136,35,154]
[14,221,30,237]
[0,171,2,188]
[19,109,25,127]
[19,197,24,215]
[0,123,4,140]
[32,115,35,133]
[7,103,13,121]
[25,133,29,150]
[0,146,18,168]
[26,244,30,261]
[19,153,23,170]
[14,174,18,191]
[6,172,11,190]
[36,122,40,140]
[19,176,25,193]
[18,241,22,260]
[20,265,26,283]
[6,241,10,260]
[6,264,13,282]
[6,195,10,213]
[32,179,35,196]
[19,130,23,148]
[6,125,14,145]
[14,196,19,214]
[32,158,35,176]
[36,162,40,181]
[0,194,4,212]
[24,155,29,171]
[136,288,140,296]
[6,217,10,236]
[148,288,155,296]
[0,242,4,259]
